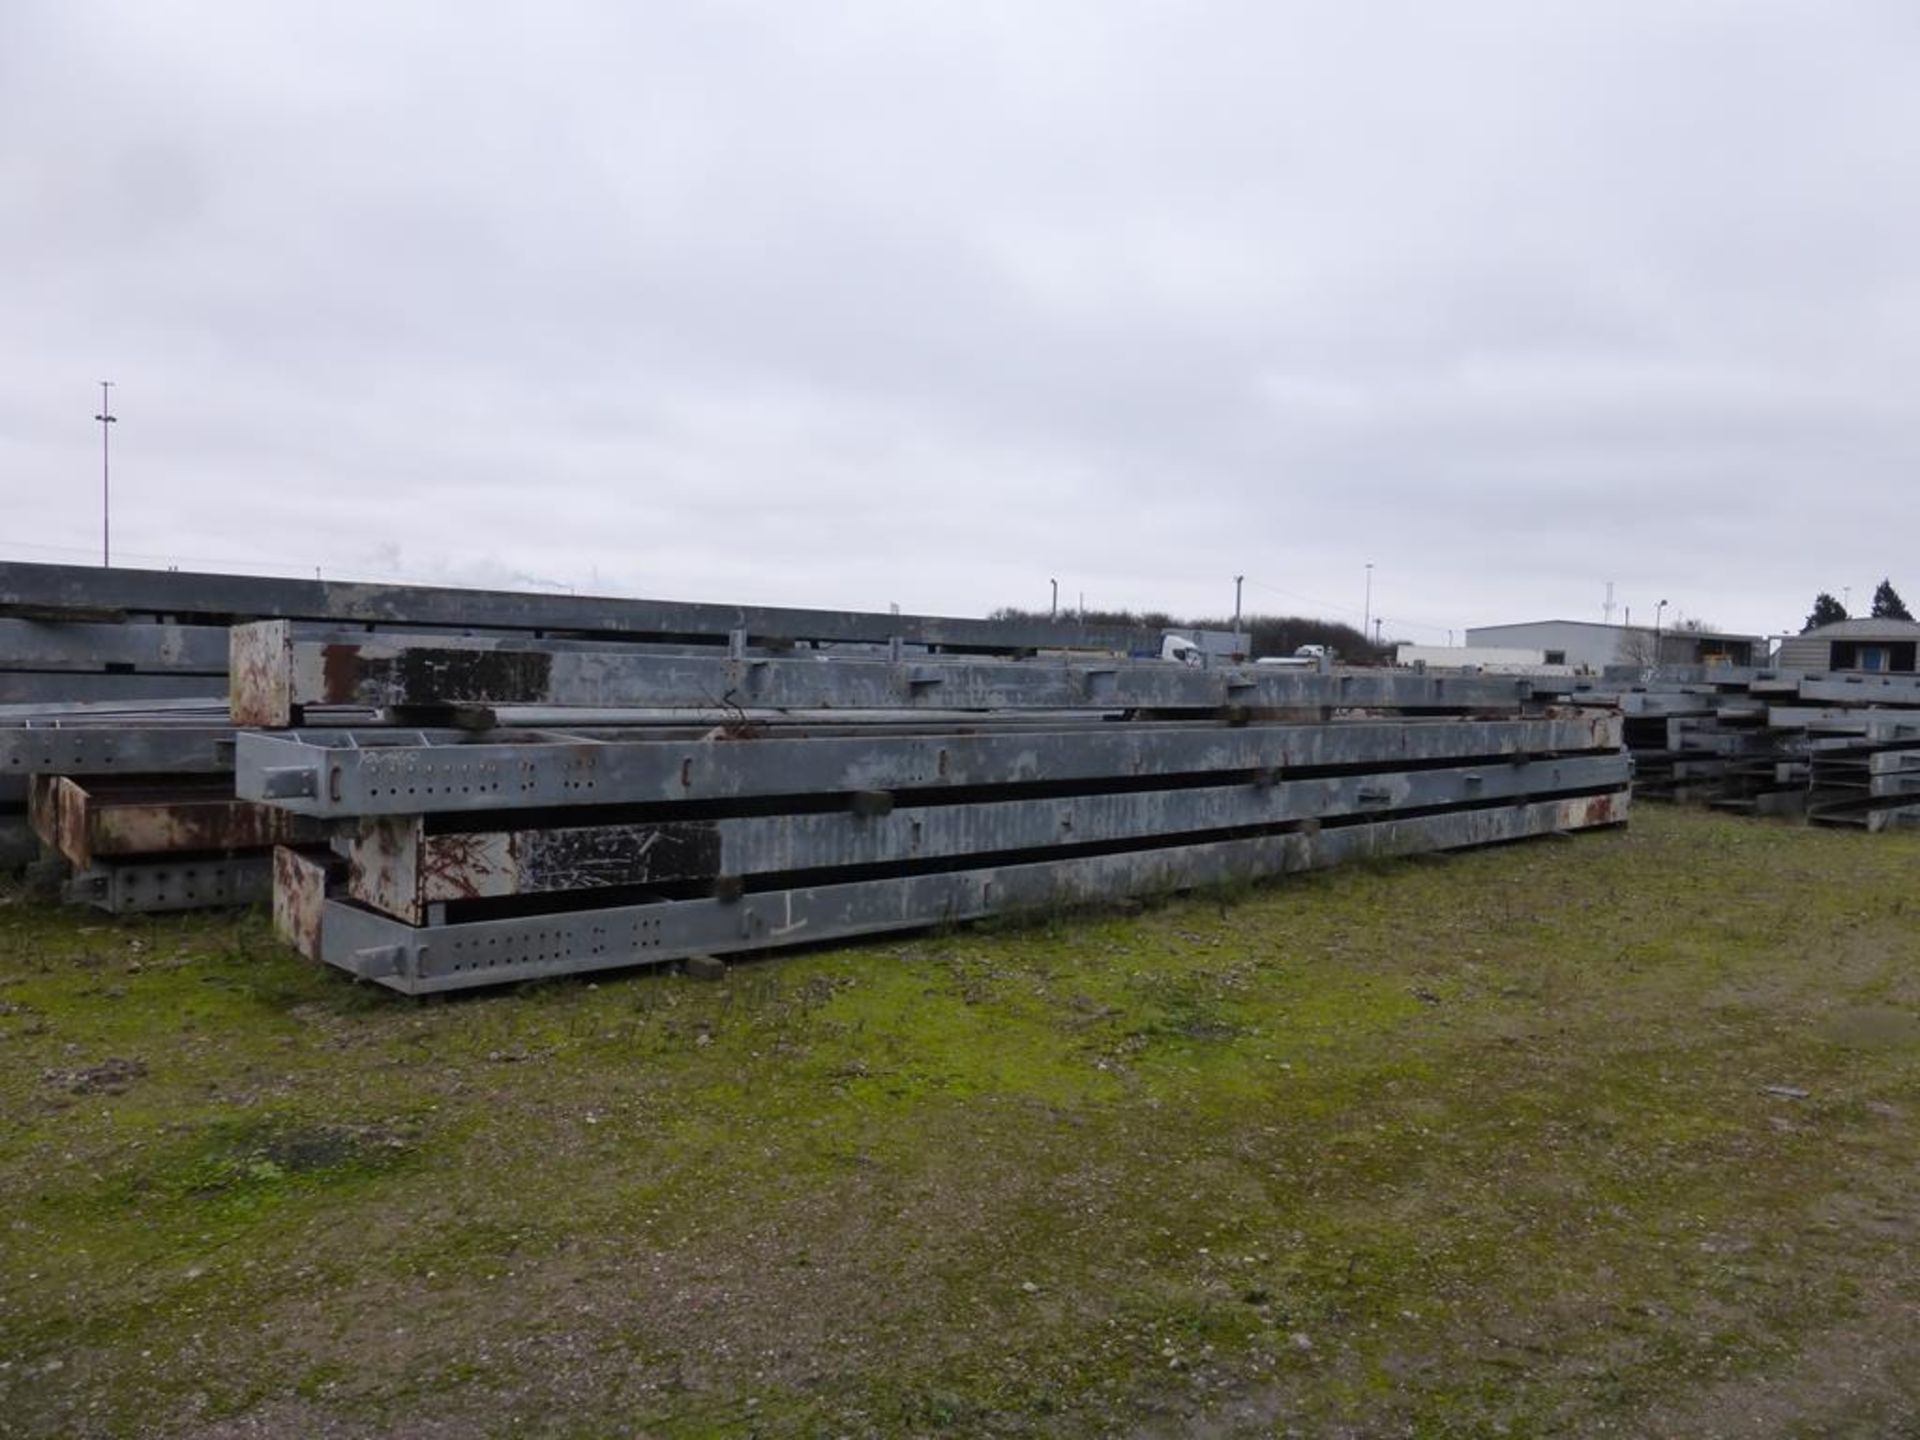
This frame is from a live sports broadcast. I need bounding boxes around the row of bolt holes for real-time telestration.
[444,923,659,972]
[358,778,600,797]
[129,869,220,906]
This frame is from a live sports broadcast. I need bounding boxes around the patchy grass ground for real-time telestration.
[1,806,1917,1439]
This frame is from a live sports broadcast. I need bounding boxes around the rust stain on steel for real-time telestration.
[319,643,365,704]
[1576,792,1625,826]
[228,620,292,726]
[92,795,327,857]
[347,817,421,922]
[272,846,333,961]
[418,831,496,901]
[28,775,94,868]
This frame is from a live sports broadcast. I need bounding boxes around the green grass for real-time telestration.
[2,807,1918,1437]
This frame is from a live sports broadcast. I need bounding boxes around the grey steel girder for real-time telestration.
[238,713,1624,818]
[0,618,231,673]
[228,621,1531,725]
[347,752,1630,921]
[1797,674,1920,708]
[0,673,227,705]
[63,855,273,913]
[0,726,239,776]
[318,792,1629,994]
[0,559,1155,657]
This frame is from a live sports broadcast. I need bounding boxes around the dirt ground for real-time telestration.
[1,805,1916,1438]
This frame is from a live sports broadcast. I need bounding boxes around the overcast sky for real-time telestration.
[3,2,1916,641]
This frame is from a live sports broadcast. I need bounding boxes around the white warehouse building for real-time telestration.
[1464,620,1764,672]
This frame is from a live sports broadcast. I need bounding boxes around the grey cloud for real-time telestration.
[3,1,1917,639]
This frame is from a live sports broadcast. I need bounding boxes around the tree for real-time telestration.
[1870,579,1913,621]
[1802,592,1848,632]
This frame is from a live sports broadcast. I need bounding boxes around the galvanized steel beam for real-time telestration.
[229,622,1531,726]
[347,753,1630,921]
[0,672,227,705]
[238,713,1622,818]
[63,855,273,914]
[317,793,1628,993]
[0,560,1155,657]
[0,618,230,672]
[0,726,238,776]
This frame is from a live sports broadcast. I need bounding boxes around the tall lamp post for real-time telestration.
[1654,598,1669,665]
[1363,561,1373,641]
[94,381,116,567]
[1049,577,1058,620]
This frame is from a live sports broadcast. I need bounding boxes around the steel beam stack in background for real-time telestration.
[228,622,1631,994]
[1539,667,1920,828]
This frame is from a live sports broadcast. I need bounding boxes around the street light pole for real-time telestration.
[1654,598,1669,665]
[1049,577,1058,620]
[94,381,116,567]
[1233,574,1243,631]
[1363,561,1373,641]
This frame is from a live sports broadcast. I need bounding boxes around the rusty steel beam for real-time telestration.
[273,846,338,960]
[316,792,1629,994]
[29,774,327,870]
[345,753,1630,922]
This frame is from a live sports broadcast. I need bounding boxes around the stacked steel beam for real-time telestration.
[228,623,1631,994]
[1540,668,1920,828]
[0,560,1151,902]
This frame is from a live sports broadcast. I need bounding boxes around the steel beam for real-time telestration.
[238,713,1622,818]
[229,622,1531,727]
[29,774,328,870]
[1797,674,1920,708]
[0,618,230,673]
[63,855,272,914]
[0,560,1155,657]
[0,672,226,705]
[0,726,238,776]
[317,793,1627,994]
[346,753,1630,921]
[273,846,336,959]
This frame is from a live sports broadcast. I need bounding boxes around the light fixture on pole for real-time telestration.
[94,381,116,567]
[1654,598,1669,663]
[1363,561,1373,641]
[1050,577,1058,620]
[1233,574,1244,632]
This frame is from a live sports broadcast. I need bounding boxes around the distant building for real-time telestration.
[1393,644,1572,675]
[1464,620,1763,672]
[1776,618,1920,674]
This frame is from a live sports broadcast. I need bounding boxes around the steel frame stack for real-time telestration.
[1542,668,1920,828]
[227,623,1630,994]
[0,560,1154,900]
